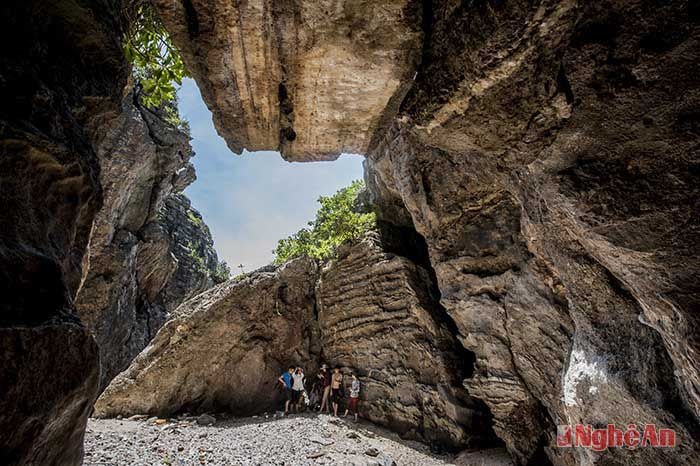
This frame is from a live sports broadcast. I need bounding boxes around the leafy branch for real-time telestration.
[123,1,189,108]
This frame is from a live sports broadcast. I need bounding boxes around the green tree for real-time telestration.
[123,2,189,108]
[273,180,375,263]
[211,260,231,284]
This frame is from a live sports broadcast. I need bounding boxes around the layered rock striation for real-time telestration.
[316,234,496,449]
[152,0,700,464]
[95,235,497,450]
[151,0,422,160]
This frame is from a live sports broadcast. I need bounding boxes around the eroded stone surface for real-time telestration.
[93,258,319,418]
[317,235,497,450]
[152,0,422,160]
[76,92,221,391]
[366,1,700,464]
[157,0,700,464]
[0,0,128,463]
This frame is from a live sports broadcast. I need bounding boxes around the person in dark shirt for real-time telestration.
[277,366,295,415]
[317,364,331,414]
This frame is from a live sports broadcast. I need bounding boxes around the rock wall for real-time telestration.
[94,258,319,418]
[153,0,700,464]
[95,235,497,450]
[0,0,128,464]
[365,1,700,464]
[76,92,221,391]
[159,193,224,310]
[151,0,422,160]
[316,234,496,450]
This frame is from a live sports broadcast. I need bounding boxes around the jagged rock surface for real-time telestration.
[0,0,128,464]
[152,0,422,160]
[317,235,496,449]
[159,194,222,309]
[365,1,700,465]
[93,258,319,418]
[76,89,221,391]
[155,0,700,464]
[96,234,497,450]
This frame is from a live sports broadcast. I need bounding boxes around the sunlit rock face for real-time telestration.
[76,89,221,392]
[164,0,700,464]
[152,0,422,161]
[93,258,319,418]
[0,0,128,464]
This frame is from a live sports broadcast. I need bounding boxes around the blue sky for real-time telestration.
[177,78,364,271]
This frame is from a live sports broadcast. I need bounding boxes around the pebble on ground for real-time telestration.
[84,413,512,465]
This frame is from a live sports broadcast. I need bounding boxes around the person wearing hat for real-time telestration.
[317,364,332,413]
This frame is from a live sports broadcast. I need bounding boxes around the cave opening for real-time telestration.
[177,78,366,272]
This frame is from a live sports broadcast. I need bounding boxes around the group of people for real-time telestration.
[277,364,361,421]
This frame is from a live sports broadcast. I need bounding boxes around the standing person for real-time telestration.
[318,364,332,413]
[291,367,306,413]
[330,366,344,417]
[277,366,294,415]
[344,371,361,421]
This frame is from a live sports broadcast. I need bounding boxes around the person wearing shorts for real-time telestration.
[277,366,294,415]
[344,371,360,421]
[291,367,305,412]
[330,366,344,416]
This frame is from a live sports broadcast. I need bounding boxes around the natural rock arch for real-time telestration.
[1,1,699,465]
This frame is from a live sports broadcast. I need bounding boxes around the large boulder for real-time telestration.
[317,234,497,450]
[93,258,318,417]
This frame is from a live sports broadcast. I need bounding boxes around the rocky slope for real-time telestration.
[151,1,700,465]
[76,93,222,391]
[94,258,319,418]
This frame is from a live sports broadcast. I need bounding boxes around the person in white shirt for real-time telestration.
[343,371,361,421]
[291,367,305,413]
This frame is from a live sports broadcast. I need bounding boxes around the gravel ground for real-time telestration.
[83,413,512,466]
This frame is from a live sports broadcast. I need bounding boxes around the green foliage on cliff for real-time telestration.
[273,180,375,263]
[211,260,231,284]
[123,2,189,108]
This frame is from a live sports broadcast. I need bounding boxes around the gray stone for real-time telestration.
[196,414,216,426]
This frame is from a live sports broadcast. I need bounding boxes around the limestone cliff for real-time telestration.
[76,89,223,391]
[2,1,700,465]
[152,0,700,464]
[0,1,128,464]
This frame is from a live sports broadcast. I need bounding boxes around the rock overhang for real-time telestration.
[153,0,423,162]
